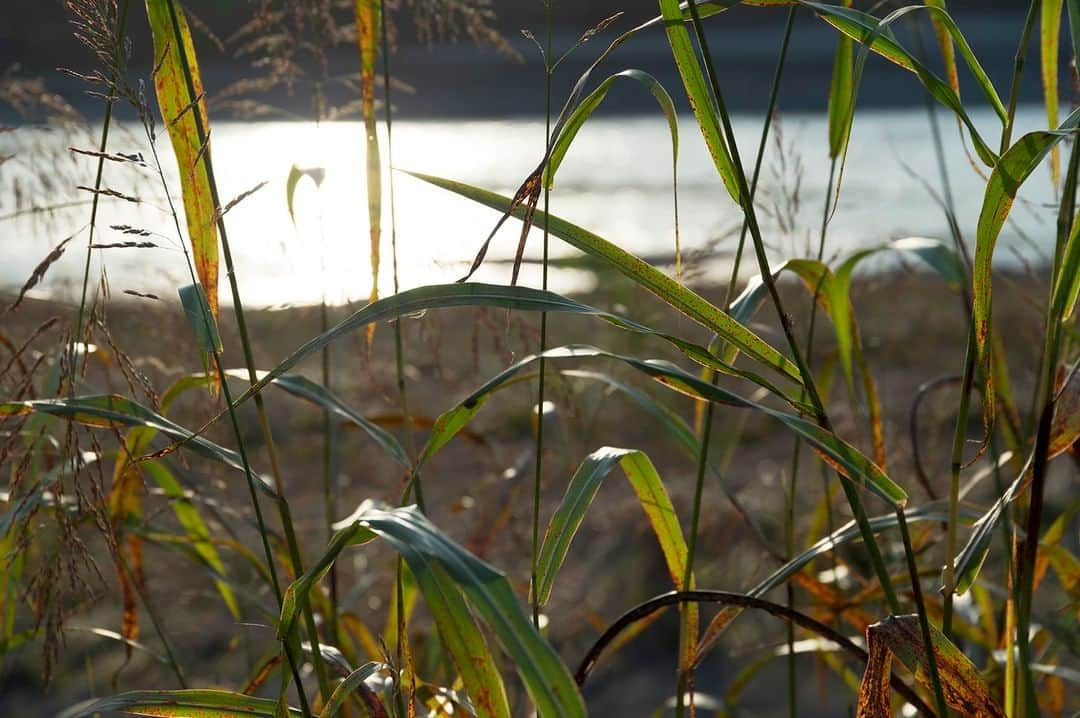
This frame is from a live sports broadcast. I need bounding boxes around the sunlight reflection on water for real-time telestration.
[2,105,1056,308]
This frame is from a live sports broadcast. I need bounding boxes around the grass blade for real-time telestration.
[973,106,1080,443]
[1042,0,1065,186]
[356,0,383,334]
[145,0,219,319]
[229,371,410,469]
[547,69,677,189]
[0,395,253,479]
[534,447,699,672]
[826,0,854,158]
[281,503,587,718]
[805,1,1003,166]
[657,0,741,204]
[59,689,302,717]
[415,345,906,507]
[535,447,690,606]
[404,174,803,385]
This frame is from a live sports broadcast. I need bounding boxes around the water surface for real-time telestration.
[1,105,1057,308]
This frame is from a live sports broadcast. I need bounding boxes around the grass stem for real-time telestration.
[530,0,554,632]
[683,0,901,617]
[161,0,331,703]
[678,8,797,716]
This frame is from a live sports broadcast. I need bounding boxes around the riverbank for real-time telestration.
[0,267,1071,715]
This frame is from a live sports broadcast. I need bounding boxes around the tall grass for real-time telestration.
[1,1,1077,717]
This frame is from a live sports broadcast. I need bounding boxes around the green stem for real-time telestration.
[379,6,419,713]
[896,509,950,718]
[114,537,187,688]
[320,299,339,649]
[943,322,976,637]
[530,0,554,632]
[944,0,1036,652]
[684,0,901,616]
[143,125,313,718]
[1002,0,1040,154]
[161,0,330,703]
[678,8,797,716]
[381,0,415,472]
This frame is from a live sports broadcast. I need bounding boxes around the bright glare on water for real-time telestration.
[1,104,1057,308]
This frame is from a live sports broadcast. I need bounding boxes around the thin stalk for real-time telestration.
[320,297,339,648]
[778,152,838,718]
[942,322,976,637]
[381,0,415,470]
[784,485,796,718]
[896,509,950,718]
[114,547,187,688]
[160,0,330,702]
[530,0,554,631]
[72,0,131,392]
[312,81,341,654]
[380,7,419,714]
[1015,45,1075,709]
[678,8,797,717]
[1014,382,1054,718]
[944,0,1038,641]
[683,0,901,615]
[1002,0,1040,153]
[142,125,313,718]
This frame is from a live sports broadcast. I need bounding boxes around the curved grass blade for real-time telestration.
[784,256,887,465]
[559,369,773,550]
[226,371,410,468]
[827,0,855,158]
[805,1,1003,166]
[694,502,980,664]
[546,69,677,189]
[415,345,905,507]
[281,503,586,718]
[59,689,303,717]
[145,0,218,319]
[657,0,741,204]
[415,562,511,718]
[285,165,326,225]
[223,283,806,426]
[404,174,802,385]
[109,373,237,621]
[534,446,699,672]
[534,447,689,604]
[319,662,389,718]
[973,105,1080,444]
[543,68,682,274]
[140,461,240,617]
[952,451,1035,594]
[0,395,250,477]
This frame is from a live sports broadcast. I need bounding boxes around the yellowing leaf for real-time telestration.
[356,0,383,344]
[857,615,1005,718]
[1050,363,1080,458]
[145,0,218,320]
[1043,0,1065,186]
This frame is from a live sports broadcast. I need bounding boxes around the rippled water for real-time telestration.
[1,104,1056,307]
